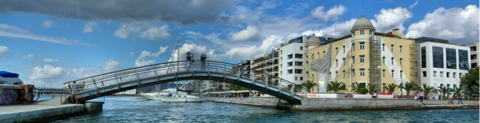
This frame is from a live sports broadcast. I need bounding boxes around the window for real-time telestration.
[453,72,456,78]
[280,64,282,68]
[433,71,437,77]
[447,72,450,78]
[400,70,403,78]
[369,30,373,35]
[295,61,303,66]
[295,69,303,74]
[440,71,443,77]
[352,43,355,51]
[300,46,303,50]
[311,54,314,60]
[280,71,282,76]
[288,69,293,74]
[392,70,394,77]
[295,77,298,80]
[281,50,282,54]
[446,48,457,69]
[343,45,345,53]
[306,61,309,68]
[399,46,402,53]
[382,44,385,51]
[323,51,326,57]
[459,73,462,78]
[280,57,282,62]
[383,69,386,77]
[343,70,346,78]
[383,57,385,64]
[335,71,338,78]
[459,49,469,70]
[317,52,320,59]
[300,77,303,81]
[352,69,355,76]
[288,54,293,59]
[391,45,394,52]
[360,42,365,50]
[288,62,293,66]
[433,46,444,68]
[423,71,427,77]
[360,30,364,35]
[295,54,302,58]
[421,47,426,68]
[352,56,355,64]
[360,69,365,76]
[360,55,365,63]
[336,59,338,67]
[306,72,309,78]
[343,58,345,65]
[336,47,338,54]
[400,58,403,65]
[391,57,394,65]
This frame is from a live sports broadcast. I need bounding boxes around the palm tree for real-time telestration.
[352,82,367,94]
[453,86,464,97]
[301,80,317,93]
[384,84,398,95]
[403,82,419,98]
[367,84,377,95]
[438,85,453,100]
[422,85,438,100]
[398,82,405,97]
[327,80,347,93]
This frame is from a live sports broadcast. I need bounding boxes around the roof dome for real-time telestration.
[306,34,321,45]
[352,15,374,30]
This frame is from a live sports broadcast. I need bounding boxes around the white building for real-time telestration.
[467,41,479,68]
[420,41,471,89]
[279,35,308,85]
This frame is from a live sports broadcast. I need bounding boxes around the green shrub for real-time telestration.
[359,88,369,94]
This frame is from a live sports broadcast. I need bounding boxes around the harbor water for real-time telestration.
[38,96,478,123]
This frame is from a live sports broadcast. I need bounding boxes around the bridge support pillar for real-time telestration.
[85,102,104,114]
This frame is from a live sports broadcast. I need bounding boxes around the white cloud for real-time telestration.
[105,59,123,71]
[29,65,63,85]
[42,20,54,28]
[130,52,134,57]
[230,25,261,42]
[21,54,35,59]
[0,23,95,46]
[139,25,171,40]
[311,5,347,21]
[185,31,224,45]
[405,5,479,44]
[0,45,9,61]
[169,43,224,62]
[115,23,171,41]
[83,21,98,33]
[409,1,419,9]
[135,46,169,66]
[370,7,413,33]
[44,58,60,62]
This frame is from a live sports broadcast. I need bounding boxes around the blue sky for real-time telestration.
[0,0,478,87]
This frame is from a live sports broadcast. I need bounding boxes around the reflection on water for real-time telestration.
[46,96,478,123]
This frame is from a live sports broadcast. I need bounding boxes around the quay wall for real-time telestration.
[293,98,423,111]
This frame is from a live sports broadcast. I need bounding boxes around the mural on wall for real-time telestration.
[310,44,332,92]
[1,90,17,104]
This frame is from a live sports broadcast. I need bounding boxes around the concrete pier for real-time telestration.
[0,98,105,123]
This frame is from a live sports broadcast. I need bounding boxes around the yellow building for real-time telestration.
[305,15,418,94]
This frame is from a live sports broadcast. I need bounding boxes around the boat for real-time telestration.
[139,88,176,100]
[161,88,207,103]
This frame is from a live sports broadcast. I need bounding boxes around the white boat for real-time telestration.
[139,88,176,100]
[161,89,206,103]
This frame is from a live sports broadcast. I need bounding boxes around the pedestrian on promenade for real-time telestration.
[201,53,207,71]
[419,90,424,103]
[457,94,463,105]
[186,52,192,71]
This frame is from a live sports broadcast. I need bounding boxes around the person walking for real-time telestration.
[201,53,207,71]
[186,52,192,71]
[419,90,424,103]
[69,81,78,102]
[457,94,463,105]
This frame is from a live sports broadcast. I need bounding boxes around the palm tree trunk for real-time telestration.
[406,91,410,98]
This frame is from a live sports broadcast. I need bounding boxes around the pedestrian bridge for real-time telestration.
[63,60,302,104]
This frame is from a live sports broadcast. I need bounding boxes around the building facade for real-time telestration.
[305,14,417,94]
[419,41,471,90]
[279,35,308,85]
[467,41,479,68]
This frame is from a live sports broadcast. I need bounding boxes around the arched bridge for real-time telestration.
[63,60,302,104]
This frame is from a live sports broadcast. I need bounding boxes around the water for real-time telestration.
[44,96,477,123]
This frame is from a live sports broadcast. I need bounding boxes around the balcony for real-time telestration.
[472,59,478,63]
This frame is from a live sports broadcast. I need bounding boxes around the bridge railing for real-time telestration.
[63,60,301,99]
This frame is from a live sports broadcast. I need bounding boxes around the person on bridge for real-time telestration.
[201,53,207,71]
[69,81,78,101]
[186,52,192,71]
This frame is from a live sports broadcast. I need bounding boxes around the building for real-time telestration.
[279,35,308,85]
[233,59,251,77]
[467,41,479,68]
[419,40,471,90]
[305,14,418,93]
[250,49,280,85]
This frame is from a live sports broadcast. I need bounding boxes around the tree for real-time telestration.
[472,80,479,94]
[327,80,347,92]
[398,82,405,97]
[403,82,420,98]
[422,85,438,99]
[453,86,464,97]
[461,67,479,95]
[438,85,453,100]
[301,80,317,92]
[367,84,377,95]
[384,84,398,94]
[352,82,367,94]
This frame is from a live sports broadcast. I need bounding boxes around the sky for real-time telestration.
[0,0,478,87]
